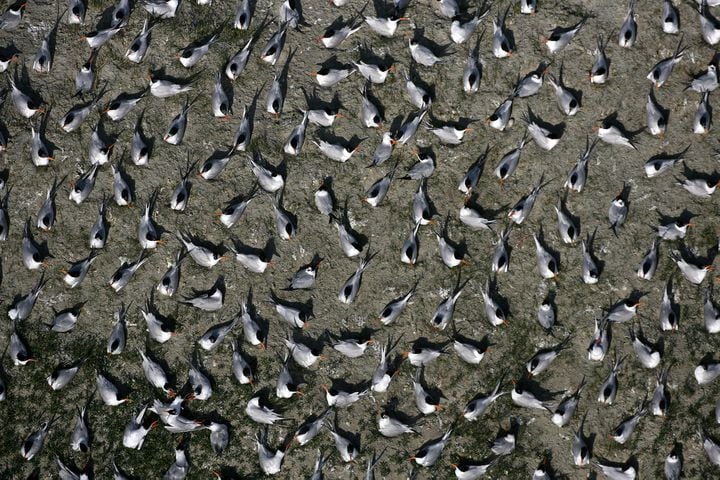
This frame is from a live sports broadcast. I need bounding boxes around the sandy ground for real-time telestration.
[2,0,720,478]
